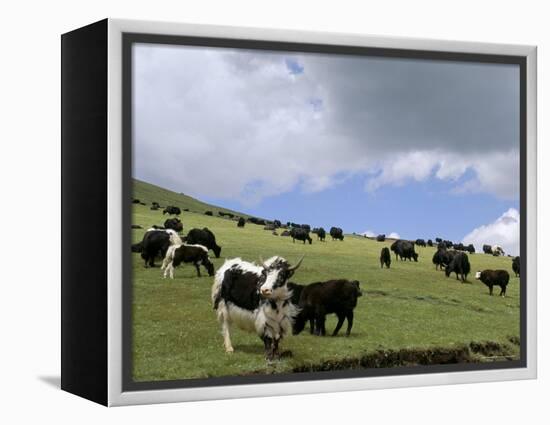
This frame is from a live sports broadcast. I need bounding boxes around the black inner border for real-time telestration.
[122,33,527,392]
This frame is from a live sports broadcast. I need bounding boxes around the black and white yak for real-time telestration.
[140,228,183,267]
[475,269,510,296]
[161,243,214,278]
[211,256,303,360]
[492,245,505,257]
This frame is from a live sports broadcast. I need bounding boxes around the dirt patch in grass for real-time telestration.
[291,341,518,373]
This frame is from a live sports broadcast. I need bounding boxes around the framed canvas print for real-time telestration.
[61,19,537,406]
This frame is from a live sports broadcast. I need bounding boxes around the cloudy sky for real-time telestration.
[133,43,520,254]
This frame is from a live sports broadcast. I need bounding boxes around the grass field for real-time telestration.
[131,180,520,382]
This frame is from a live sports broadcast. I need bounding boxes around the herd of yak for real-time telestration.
[131,199,520,360]
[385,238,520,297]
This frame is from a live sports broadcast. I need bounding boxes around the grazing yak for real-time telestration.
[212,256,303,359]
[492,245,505,256]
[164,218,183,233]
[163,206,181,215]
[290,227,312,244]
[415,239,426,247]
[237,217,245,227]
[204,211,213,216]
[380,247,391,268]
[131,224,142,229]
[248,217,266,226]
[445,251,470,282]
[330,227,344,241]
[186,227,222,258]
[218,211,234,218]
[483,244,493,254]
[273,220,282,228]
[427,239,433,247]
[390,240,418,262]
[316,227,326,241]
[435,237,442,243]
[132,199,141,204]
[140,229,183,267]
[453,243,466,251]
[475,269,510,296]
[289,279,362,337]
[512,256,520,277]
[432,248,456,271]
[161,243,214,278]
[376,234,386,242]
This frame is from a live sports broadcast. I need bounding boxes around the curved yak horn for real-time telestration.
[288,255,305,272]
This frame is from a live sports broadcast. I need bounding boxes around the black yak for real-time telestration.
[290,227,312,244]
[164,218,183,232]
[163,206,181,215]
[330,227,344,241]
[445,252,471,282]
[391,240,418,262]
[186,227,221,258]
[475,270,510,296]
[289,279,362,337]
[512,256,520,277]
[380,247,391,268]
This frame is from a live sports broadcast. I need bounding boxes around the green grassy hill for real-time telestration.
[131,181,521,382]
[133,179,255,219]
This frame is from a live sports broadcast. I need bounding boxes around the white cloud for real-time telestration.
[361,230,376,237]
[361,230,400,239]
[462,208,519,256]
[134,44,520,204]
[365,150,518,200]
